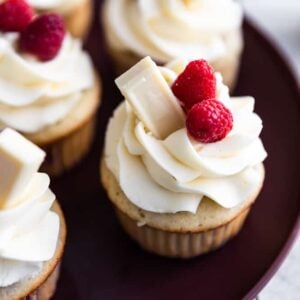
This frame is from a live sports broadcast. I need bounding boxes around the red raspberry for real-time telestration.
[0,0,34,32]
[19,14,65,61]
[186,99,233,143]
[172,60,216,111]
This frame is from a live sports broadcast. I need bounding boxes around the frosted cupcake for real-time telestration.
[0,128,66,300]
[0,8,101,176]
[103,0,243,89]
[28,0,92,38]
[101,57,267,258]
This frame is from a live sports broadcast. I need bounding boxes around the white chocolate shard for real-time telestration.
[0,128,45,208]
[115,56,185,139]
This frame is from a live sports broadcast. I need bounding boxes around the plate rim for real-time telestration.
[53,11,300,299]
[243,17,300,299]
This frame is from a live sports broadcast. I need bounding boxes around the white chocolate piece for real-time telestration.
[115,57,185,139]
[0,128,45,208]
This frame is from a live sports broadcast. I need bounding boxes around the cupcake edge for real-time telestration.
[101,160,265,258]
[0,201,67,300]
[64,0,93,39]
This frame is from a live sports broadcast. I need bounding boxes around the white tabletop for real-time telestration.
[243,1,300,299]
[244,0,300,77]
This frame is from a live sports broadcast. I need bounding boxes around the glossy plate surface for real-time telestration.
[53,2,300,299]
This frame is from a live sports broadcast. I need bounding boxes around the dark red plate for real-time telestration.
[52,2,300,299]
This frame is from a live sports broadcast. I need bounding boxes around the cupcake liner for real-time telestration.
[116,207,251,258]
[26,264,61,300]
[41,116,96,176]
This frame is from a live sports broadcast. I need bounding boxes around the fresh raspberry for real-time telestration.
[172,60,216,111]
[0,0,34,32]
[186,99,233,143]
[19,14,65,61]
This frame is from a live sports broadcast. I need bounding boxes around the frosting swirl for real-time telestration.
[104,60,267,214]
[0,129,59,287]
[104,0,243,62]
[0,32,94,133]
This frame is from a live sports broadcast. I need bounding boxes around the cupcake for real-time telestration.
[0,128,66,299]
[103,0,243,89]
[101,57,267,258]
[28,0,92,38]
[0,7,101,176]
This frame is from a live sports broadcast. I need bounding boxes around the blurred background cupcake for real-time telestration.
[102,0,244,90]
[28,0,93,38]
[0,1,101,176]
[0,129,66,300]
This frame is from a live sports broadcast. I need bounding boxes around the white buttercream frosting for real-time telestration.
[104,0,243,62]
[104,59,267,214]
[28,0,84,13]
[0,32,94,133]
[0,129,59,287]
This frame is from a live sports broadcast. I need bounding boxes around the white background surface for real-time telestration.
[244,0,300,77]
[243,1,300,299]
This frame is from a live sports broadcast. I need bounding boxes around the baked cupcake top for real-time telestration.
[104,57,267,214]
[28,0,85,14]
[0,128,59,287]
[104,0,243,62]
[0,4,94,134]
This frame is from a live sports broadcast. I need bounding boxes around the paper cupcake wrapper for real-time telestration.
[25,264,60,300]
[41,116,96,176]
[116,208,251,258]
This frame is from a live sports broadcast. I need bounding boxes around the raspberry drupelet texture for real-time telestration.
[172,59,217,112]
[19,13,65,61]
[186,99,233,143]
[0,0,34,32]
